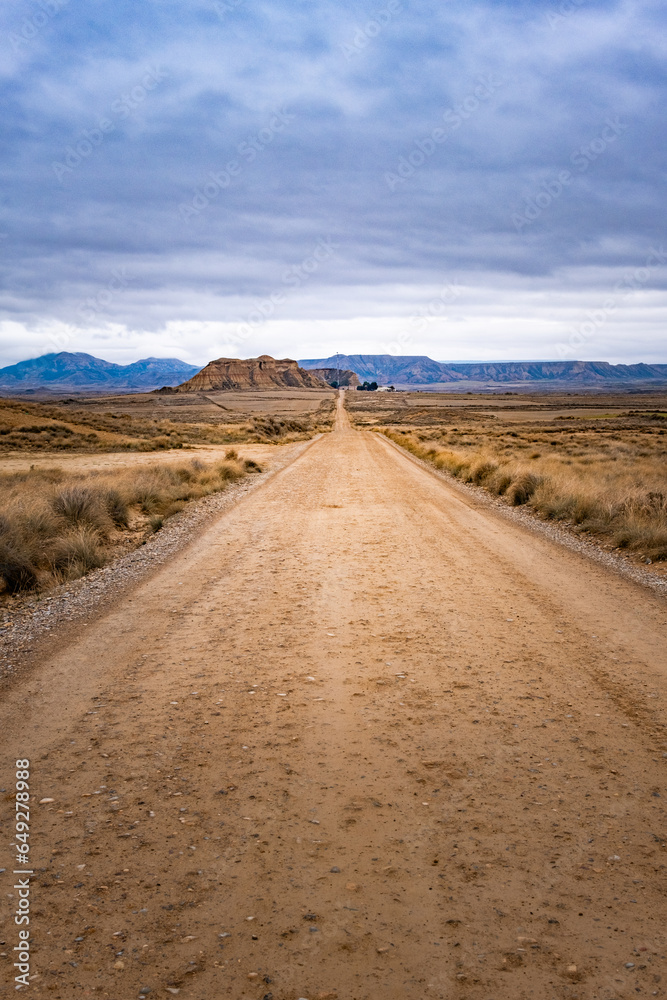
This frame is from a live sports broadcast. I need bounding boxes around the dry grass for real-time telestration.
[0,451,260,595]
[343,388,667,564]
[380,421,667,561]
[249,413,329,439]
[0,395,336,452]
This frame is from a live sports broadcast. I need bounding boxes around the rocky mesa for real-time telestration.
[309,367,360,387]
[173,355,329,392]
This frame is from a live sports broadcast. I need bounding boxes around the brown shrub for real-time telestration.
[50,486,111,533]
[468,460,499,485]
[0,516,38,593]
[101,488,130,527]
[506,473,542,506]
[487,470,513,495]
[48,527,106,580]
[216,460,245,482]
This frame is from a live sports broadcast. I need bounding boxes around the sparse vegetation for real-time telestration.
[380,426,667,561]
[0,455,261,595]
[345,389,667,564]
[250,411,333,439]
[0,394,336,452]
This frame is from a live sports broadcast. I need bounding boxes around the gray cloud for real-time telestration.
[0,0,665,363]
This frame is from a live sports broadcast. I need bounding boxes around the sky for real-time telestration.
[1,0,666,368]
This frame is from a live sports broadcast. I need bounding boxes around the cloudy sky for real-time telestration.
[1,0,665,368]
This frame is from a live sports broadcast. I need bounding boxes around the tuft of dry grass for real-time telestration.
[0,455,260,595]
[48,526,107,578]
[51,485,114,532]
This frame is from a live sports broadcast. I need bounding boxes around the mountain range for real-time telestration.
[1,351,667,395]
[0,352,200,392]
[299,355,667,385]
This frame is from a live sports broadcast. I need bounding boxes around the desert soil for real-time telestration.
[0,442,282,475]
[1,395,665,999]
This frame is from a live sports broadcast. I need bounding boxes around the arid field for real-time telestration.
[347,390,667,570]
[0,389,335,452]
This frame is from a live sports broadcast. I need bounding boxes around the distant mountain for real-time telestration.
[443,360,667,383]
[300,355,448,384]
[4,351,665,394]
[0,352,201,393]
[173,355,329,392]
[300,355,667,385]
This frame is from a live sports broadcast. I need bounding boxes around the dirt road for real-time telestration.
[1,395,665,999]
